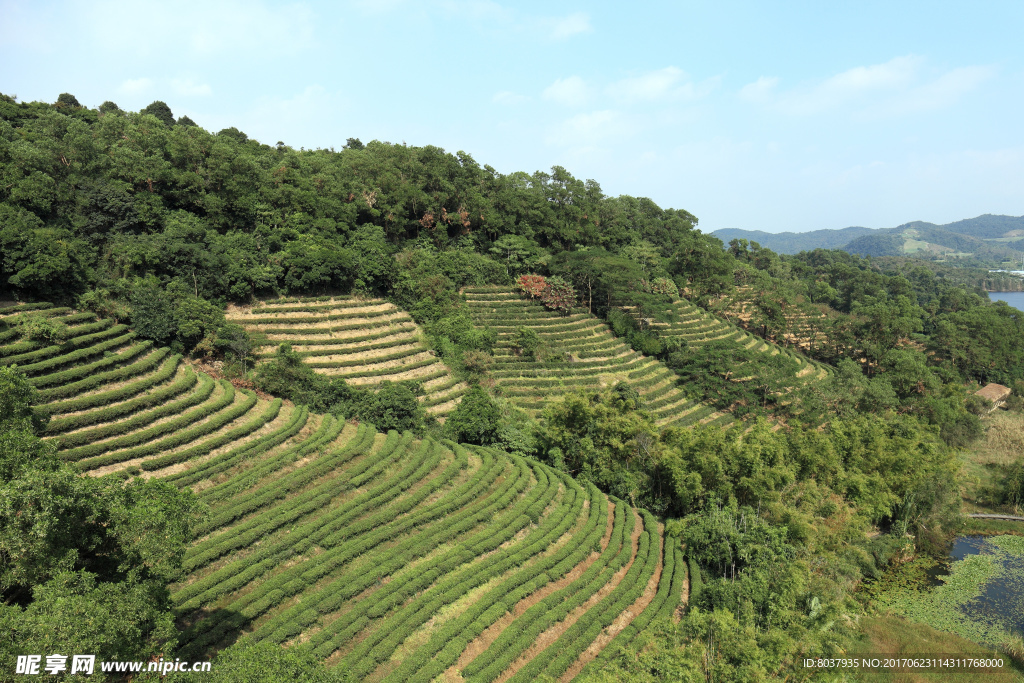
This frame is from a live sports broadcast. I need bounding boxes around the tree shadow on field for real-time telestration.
[175,607,249,661]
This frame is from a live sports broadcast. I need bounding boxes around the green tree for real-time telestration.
[173,295,224,351]
[0,367,201,670]
[359,381,423,432]
[556,249,608,313]
[511,326,541,358]
[443,386,501,445]
[670,232,734,302]
[55,93,81,109]
[130,282,176,345]
[539,385,660,508]
[141,100,175,127]
[621,239,661,277]
[489,234,541,279]
[216,323,258,372]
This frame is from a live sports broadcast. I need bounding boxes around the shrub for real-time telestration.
[428,312,497,356]
[443,386,500,445]
[162,640,336,683]
[607,308,639,338]
[462,349,493,376]
[1004,460,1024,511]
[516,273,576,313]
[77,288,131,323]
[511,327,541,358]
[964,393,991,416]
[253,344,363,413]
[644,276,679,298]
[359,381,423,432]
[130,285,176,345]
[14,314,71,346]
[540,275,575,314]
[0,366,48,434]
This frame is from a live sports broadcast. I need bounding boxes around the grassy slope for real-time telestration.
[960,410,1024,518]
[847,616,1023,682]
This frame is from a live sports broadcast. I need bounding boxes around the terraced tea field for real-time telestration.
[0,303,687,681]
[464,287,731,429]
[0,303,284,476]
[225,296,467,419]
[652,298,831,384]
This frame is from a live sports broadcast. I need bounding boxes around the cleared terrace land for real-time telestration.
[712,289,837,362]
[225,296,467,420]
[464,287,731,429]
[0,302,687,681]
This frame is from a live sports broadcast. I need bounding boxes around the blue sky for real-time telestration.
[2,0,1023,234]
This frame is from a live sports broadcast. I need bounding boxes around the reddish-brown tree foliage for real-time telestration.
[517,274,548,299]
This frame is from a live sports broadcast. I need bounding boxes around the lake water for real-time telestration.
[937,535,1024,637]
[989,291,1024,311]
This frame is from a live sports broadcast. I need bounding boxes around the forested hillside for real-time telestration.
[711,226,878,254]
[715,214,1024,262]
[2,93,1024,681]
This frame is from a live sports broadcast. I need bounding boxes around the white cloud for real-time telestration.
[172,78,212,97]
[436,0,509,21]
[610,67,683,101]
[348,0,411,14]
[542,11,591,40]
[346,3,588,42]
[608,67,717,102]
[543,76,591,107]
[492,90,530,105]
[545,110,628,148]
[738,76,779,103]
[740,56,992,118]
[84,1,315,59]
[233,85,349,147]
[859,65,994,119]
[825,55,921,92]
[781,55,923,115]
[118,77,153,94]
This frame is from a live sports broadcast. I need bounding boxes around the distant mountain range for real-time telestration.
[712,214,1024,262]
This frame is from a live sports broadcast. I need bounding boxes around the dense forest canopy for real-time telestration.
[5,93,1021,390]
[0,92,706,304]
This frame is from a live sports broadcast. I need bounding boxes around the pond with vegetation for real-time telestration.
[878,535,1024,648]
